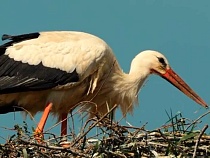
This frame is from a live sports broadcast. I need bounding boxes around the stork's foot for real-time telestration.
[60,141,71,148]
[34,103,53,142]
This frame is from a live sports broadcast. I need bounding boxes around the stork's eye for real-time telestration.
[157,57,167,67]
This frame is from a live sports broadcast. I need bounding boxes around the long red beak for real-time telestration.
[160,68,208,108]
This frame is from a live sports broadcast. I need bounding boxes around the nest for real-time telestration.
[0,110,210,158]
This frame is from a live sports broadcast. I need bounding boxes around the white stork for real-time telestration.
[0,31,208,141]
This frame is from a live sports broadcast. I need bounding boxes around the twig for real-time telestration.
[79,117,97,135]
[15,106,38,127]
[45,114,73,133]
[192,124,208,158]
[69,111,76,141]
[36,150,51,158]
[104,150,127,158]
[186,110,210,131]
[19,138,90,158]
[71,104,118,147]
[157,129,179,155]
[0,126,16,131]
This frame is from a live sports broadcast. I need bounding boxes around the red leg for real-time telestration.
[60,113,70,148]
[34,102,53,142]
[61,113,68,136]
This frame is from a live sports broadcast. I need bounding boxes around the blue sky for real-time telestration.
[0,1,210,141]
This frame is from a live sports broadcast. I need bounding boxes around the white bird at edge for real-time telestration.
[0,31,208,142]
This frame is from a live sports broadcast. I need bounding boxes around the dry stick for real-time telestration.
[80,117,97,135]
[44,107,91,139]
[122,124,147,130]
[192,124,208,158]
[0,135,7,141]
[158,129,181,155]
[104,150,127,158]
[71,104,118,147]
[42,132,60,143]
[36,150,51,158]
[69,111,76,141]
[19,138,90,158]
[186,110,210,131]
[0,126,17,131]
[44,105,88,133]
[45,113,74,133]
[15,106,38,127]
[77,101,98,120]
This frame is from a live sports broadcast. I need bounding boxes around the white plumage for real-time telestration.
[6,32,108,73]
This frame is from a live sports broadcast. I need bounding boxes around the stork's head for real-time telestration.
[131,50,208,108]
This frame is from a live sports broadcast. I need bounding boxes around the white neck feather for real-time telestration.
[113,59,151,116]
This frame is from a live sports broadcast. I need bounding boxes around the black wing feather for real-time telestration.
[0,32,79,94]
